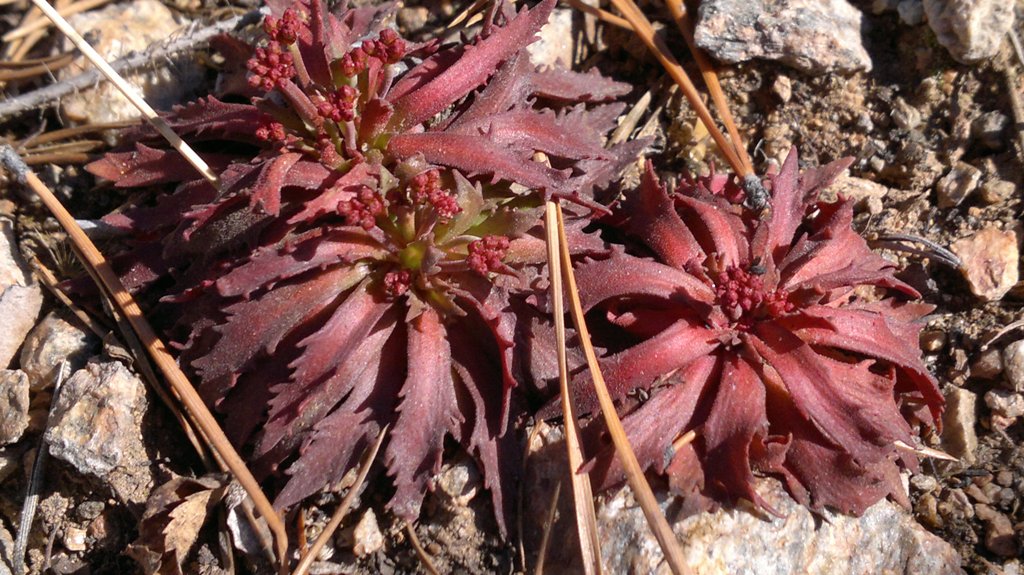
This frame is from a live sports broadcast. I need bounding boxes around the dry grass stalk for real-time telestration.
[0,52,74,82]
[0,145,290,571]
[564,0,632,30]
[664,0,752,173]
[292,426,389,575]
[554,204,692,575]
[545,201,604,575]
[603,0,747,176]
[3,0,112,42]
[3,0,71,62]
[447,0,489,29]
[30,255,108,338]
[533,481,562,575]
[17,120,137,147]
[12,361,69,575]
[27,0,222,189]
[893,440,959,462]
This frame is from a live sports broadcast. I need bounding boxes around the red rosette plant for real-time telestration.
[574,150,944,514]
[83,0,635,529]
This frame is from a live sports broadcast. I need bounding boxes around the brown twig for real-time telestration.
[664,0,752,174]
[17,120,137,148]
[545,201,604,575]
[0,145,290,571]
[554,203,692,575]
[603,0,746,177]
[1003,31,1024,164]
[447,0,489,29]
[405,523,441,575]
[0,52,74,82]
[29,255,107,338]
[563,0,632,30]
[2,0,113,42]
[291,426,389,575]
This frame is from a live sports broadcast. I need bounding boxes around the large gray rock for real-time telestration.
[0,219,42,369]
[45,361,154,505]
[923,0,1015,63]
[695,0,872,74]
[0,370,30,445]
[597,479,962,574]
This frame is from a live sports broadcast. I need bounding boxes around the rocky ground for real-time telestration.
[0,0,1023,573]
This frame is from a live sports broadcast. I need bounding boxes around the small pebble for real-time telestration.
[940,487,975,521]
[980,481,1002,502]
[396,6,429,33]
[965,483,990,504]
[0,219,43,369]
[1002,339,1024,392]
[920,330,946,352]
[995,470,1013,487]
[891,97,922,131]
[20,312,99,391]
[970,347,1003,379]
[872,0,900,13]
[63,526,87,552]
[77,500,105,521]
[940,387,978,464]
[830,174,889,214]
[936,161,982,208]
[915,492,942,528]
[527,8,574,69]
[984,389,1024,419]
[975,503,1019,557]
[910,473,939,493]
[0,449,17,484]
[772,75,793,103]
[923,0,1016,63]
[897,0,926,25]
[352,509,384,557]
[436,460,480,506]
[950,226,1019,302]
[0,369,30,445]
[971,111,1008,150]
[978,178,1015,204]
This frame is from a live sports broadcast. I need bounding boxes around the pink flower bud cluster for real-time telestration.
[247,43,296,92]
[383,269,412,297]
[715,265,792,326]
[263,8,300,45]
[315,132,340,165]
[410,170,461,220]
[339,29,406,76]
[466,236,510,275]
[339,186,385,230]
[316,86,358,123]
[255,117,287,143]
